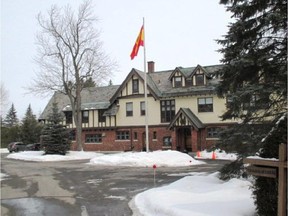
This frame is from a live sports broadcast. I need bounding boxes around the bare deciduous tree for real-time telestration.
[0,82,9,117]
[29,0,115,151]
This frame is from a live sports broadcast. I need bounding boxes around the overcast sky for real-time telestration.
[1,0,231,119]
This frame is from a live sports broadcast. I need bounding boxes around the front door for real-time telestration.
[177,127,192,152]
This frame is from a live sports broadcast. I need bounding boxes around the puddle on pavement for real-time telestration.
[1,197,80,216]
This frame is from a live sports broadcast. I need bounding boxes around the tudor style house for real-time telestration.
[39,61,237,152]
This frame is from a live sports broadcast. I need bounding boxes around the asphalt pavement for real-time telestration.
[0,153,229,216]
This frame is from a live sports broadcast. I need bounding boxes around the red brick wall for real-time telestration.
[70,124,233,152]
[71,126,176,152]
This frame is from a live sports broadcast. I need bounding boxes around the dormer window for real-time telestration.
[195,74,204,86]
[186,78,193,87]
[174,76,182,87]
[132,79,139,93]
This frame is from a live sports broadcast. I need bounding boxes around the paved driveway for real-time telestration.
[1,153,229,216]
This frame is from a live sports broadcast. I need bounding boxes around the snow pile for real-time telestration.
[0,173,9,181]
[89,150,205,167]
[0,148,9,154]
[132,172,255,216]
[195,149,237,160]
[6,151,102,162]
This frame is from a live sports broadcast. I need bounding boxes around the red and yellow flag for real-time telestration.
[130,25,144,60]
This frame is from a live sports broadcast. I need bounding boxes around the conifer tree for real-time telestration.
[216,0,287,214]
[41,102,71,155]
[21,104,42,144]
[4,103,19,127]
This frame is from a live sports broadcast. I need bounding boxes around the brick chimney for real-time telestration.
[147,61,155,73]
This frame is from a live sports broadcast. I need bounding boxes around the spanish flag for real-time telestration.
[130,25,144,60]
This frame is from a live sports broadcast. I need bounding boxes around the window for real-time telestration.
[134,132,138,140]
[198,98,213,112]
[126,102,133,116]
[195,74,204,86]
[132,79,139,93]
[186,78,193,87]
[140,101,145,116]
[65,111,73,124]
[153,131,157,140]
[82,111,89,123]
[85,134,102,143]
[243,94,270,110]
[69,130,76,141]
[226,95,233,109]
[163,136,172,147]
[207,127,220,138]
[98,109,106,123]
[116,131,130,140]
[161,100,175,123]
[174,76,182,87]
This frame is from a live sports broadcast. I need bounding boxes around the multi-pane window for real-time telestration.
[140,101,145,116]
[98,109,106,123]
[243,94,270,110]
[174,76,182,87]
[132,79,139,93]
[161,100,175,123]
[116,131,130,140]
[65,111,73,124]
[85,134,102,143]
[126,102,133,116]
[186,78,193,87]
[195,74,204,86]
[82,111,89,123]
[207,127,220,138]
[163,136,172,147]
[198,98,213,112]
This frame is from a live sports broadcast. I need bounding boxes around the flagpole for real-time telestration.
[143,17,149,153]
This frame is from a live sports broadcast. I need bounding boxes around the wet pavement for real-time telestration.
[1,153,229,216]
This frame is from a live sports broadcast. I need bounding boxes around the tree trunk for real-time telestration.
[75,87,83,151]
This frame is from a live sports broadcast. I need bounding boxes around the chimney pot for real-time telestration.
[147,61,155,73]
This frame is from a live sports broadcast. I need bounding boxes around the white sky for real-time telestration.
[1,0,231,119]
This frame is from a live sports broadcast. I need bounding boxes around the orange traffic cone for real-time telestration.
[212,151,216,160]
[197,151,201,158]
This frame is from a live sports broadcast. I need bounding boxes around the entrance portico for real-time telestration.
[168,108,204,152]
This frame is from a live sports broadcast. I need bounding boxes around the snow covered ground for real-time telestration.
[195,148,238,160]
[131,172,255,216]
[2,149,255,215]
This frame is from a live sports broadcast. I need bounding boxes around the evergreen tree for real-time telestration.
[217,0,287,123]
[41,102,71,155]
[108,79,113,86]
[83,77,96,88]
[1,104,21,147]
[253,114,287,216]
[216,0,287,215]
[21,104,42,144]
[4,103,19,127]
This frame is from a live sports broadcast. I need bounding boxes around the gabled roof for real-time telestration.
[109,68,161,104]
[168,108,204,130]
[190,64,212,78]
[39,85,120,120]
[168,67,193,80]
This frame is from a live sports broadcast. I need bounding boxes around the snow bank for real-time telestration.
[0,148,9,154]
[0,173,9,181]
[89,150,205,167]
[132,172,255,216]
[195,149,237,160]
[6,151,102,162]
